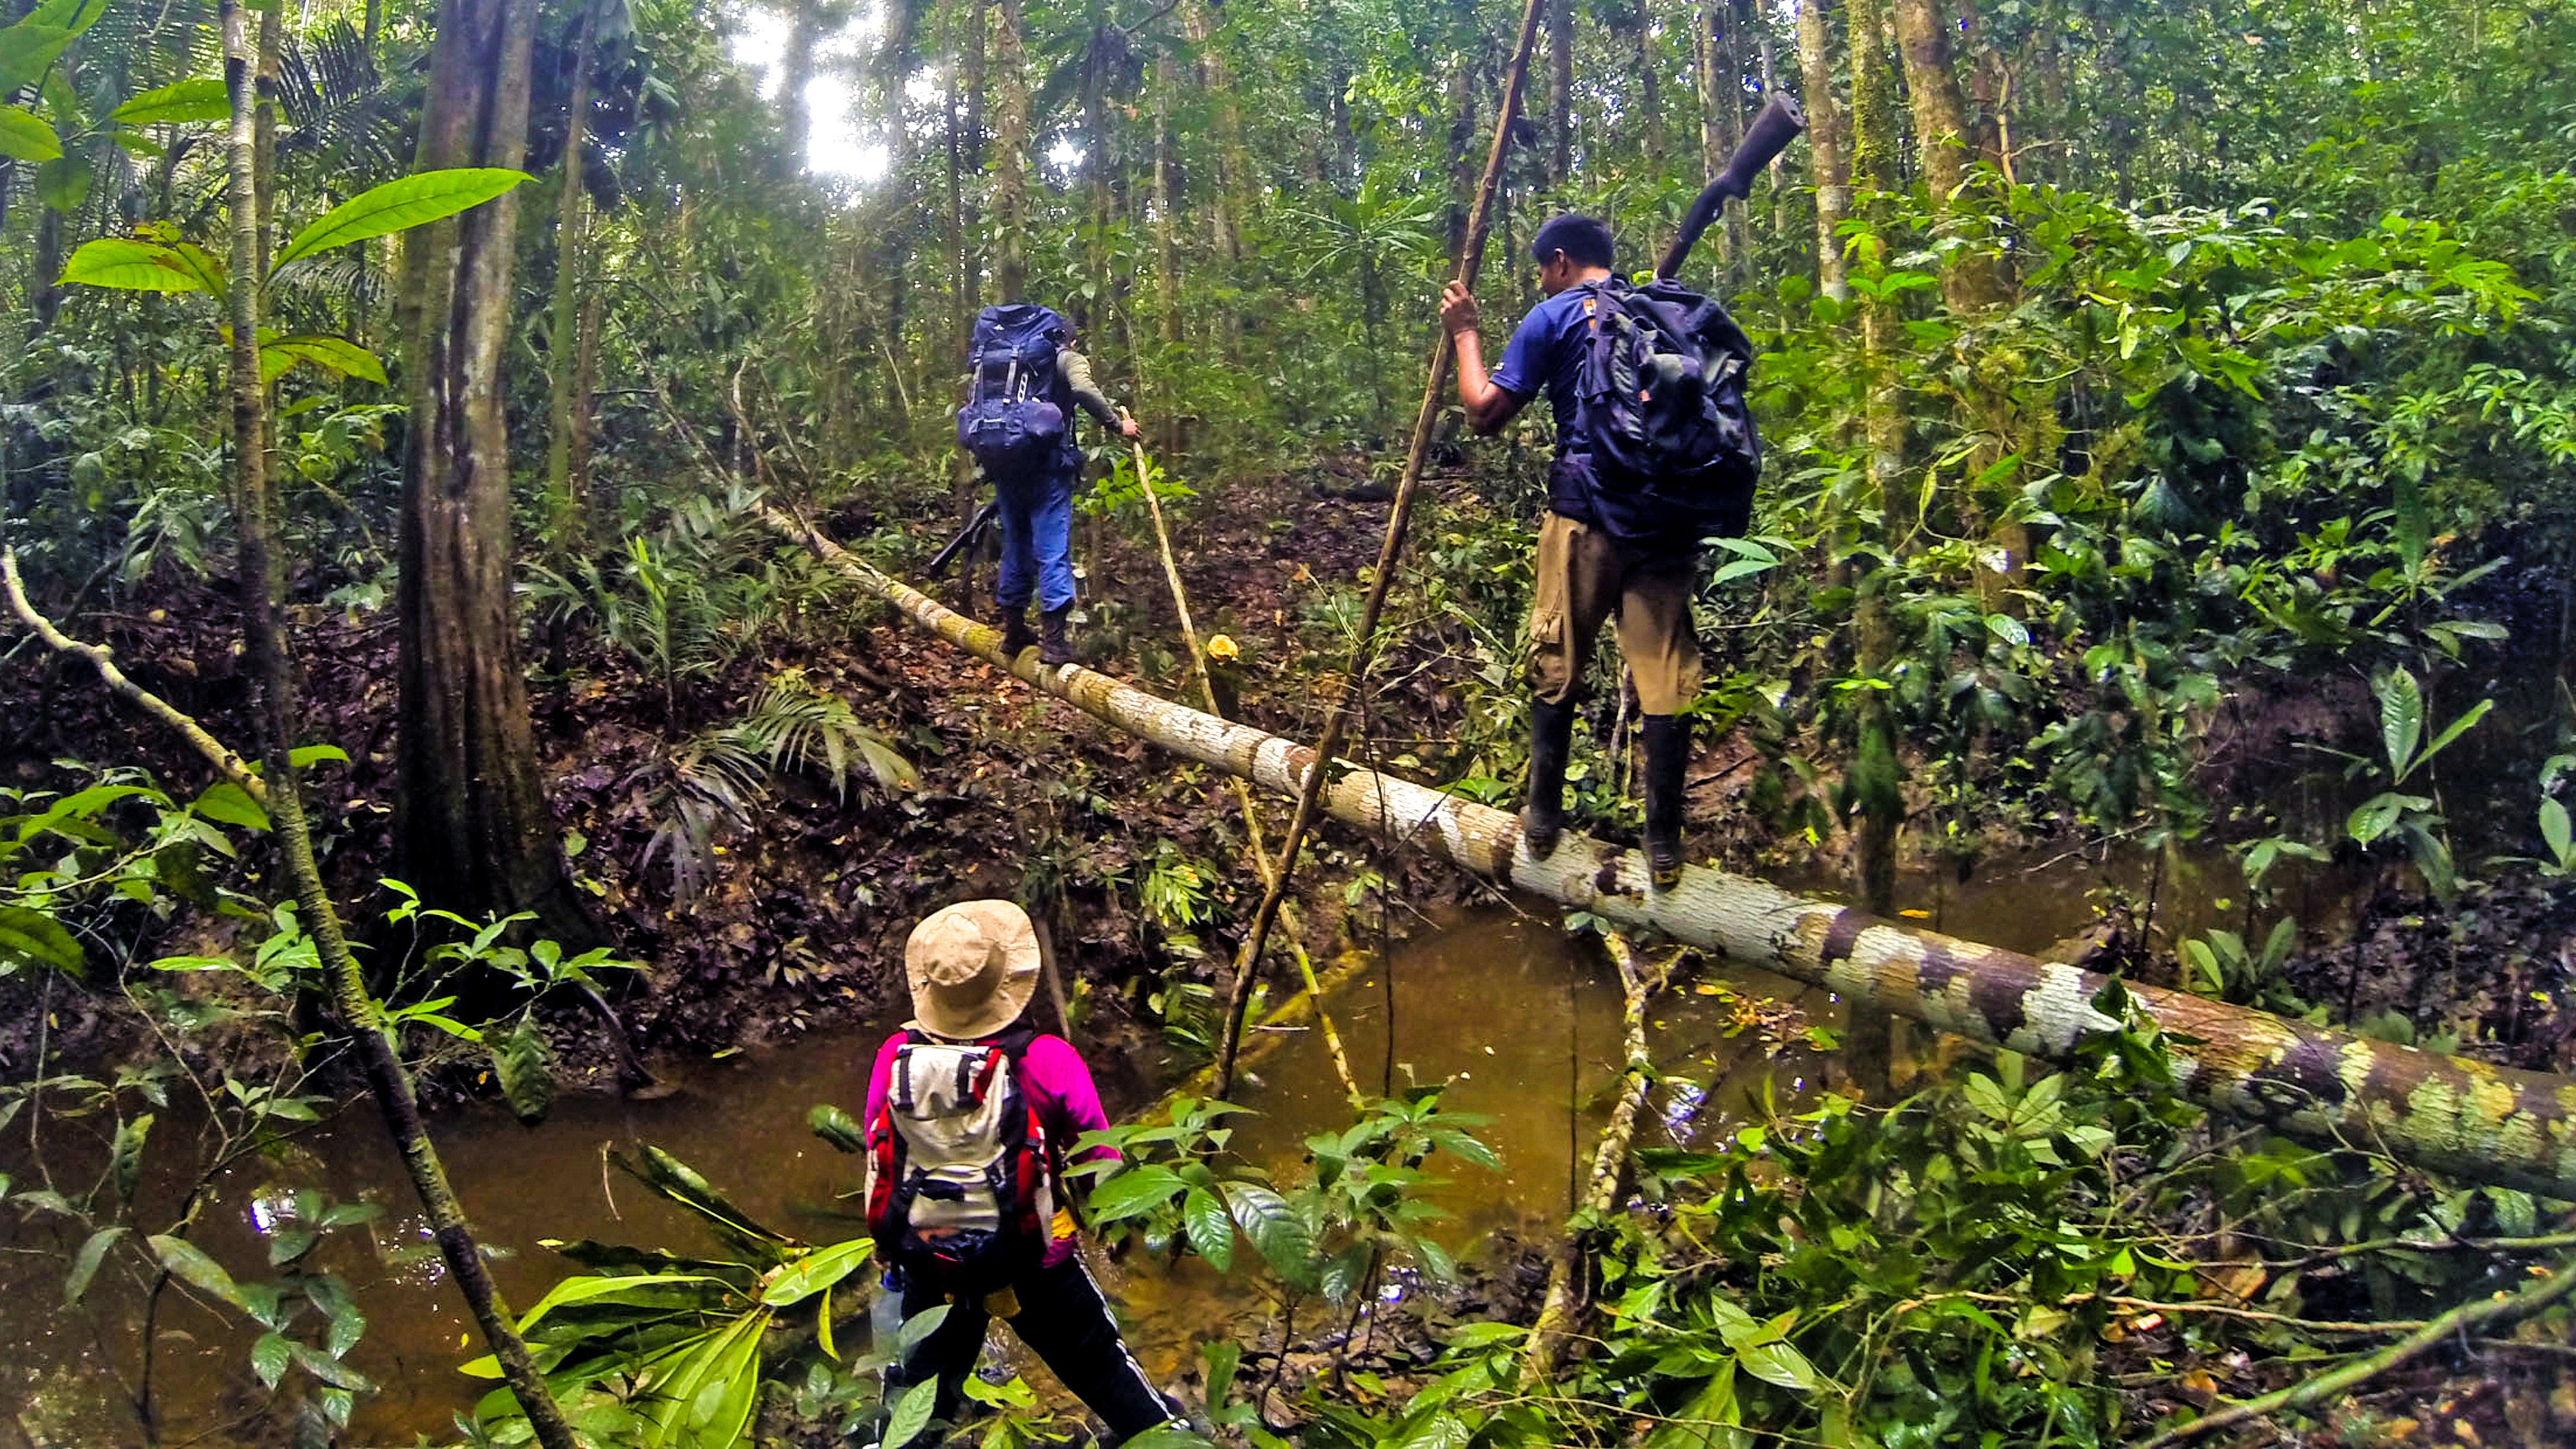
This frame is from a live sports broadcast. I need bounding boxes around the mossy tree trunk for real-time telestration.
[396,0,593,945]
[221,6,577,1444]
[1797,0,1852,299]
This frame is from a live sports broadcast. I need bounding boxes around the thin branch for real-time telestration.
[4,549,266,800]
[2138,1252,2576,1448]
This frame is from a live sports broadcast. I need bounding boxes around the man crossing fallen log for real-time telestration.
[1439,213,1765,890]
[954,302,1142,666]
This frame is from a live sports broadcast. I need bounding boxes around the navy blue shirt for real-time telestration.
[1488,283,1605,523]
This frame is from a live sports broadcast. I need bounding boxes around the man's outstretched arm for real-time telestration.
[1441,281,1527,435]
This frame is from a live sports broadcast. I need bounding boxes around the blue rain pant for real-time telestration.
[994,456,1078,614]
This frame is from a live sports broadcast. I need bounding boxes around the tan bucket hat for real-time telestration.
[904,899,1041,1041]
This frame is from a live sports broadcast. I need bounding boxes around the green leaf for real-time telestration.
[191,781,270,831]
[1226,1184,1316,1287]
[758,1238,872,1307]
[260,335,386,385]
[1739,1338,1819,1391]
[1084,1163,1187,1221]
[807,1103,864,1153]
[0,27,77,96]
[0,905,85,974]
[515,1273,734,1332]
[489,1016,554,1125]
[112,1112,153,1202]
[64,1225,128,1305]
[0,108,62,162]
[2418,697,2494,770]
[34,154,90,213]
[25,0,113,35]
[2347,792,2425,847]
[148,1234,247,1309]
[880,1377,940,1449]
[251,1331,292,1389]
[1121,1428,1217,1449]
[1182,1187,1233,1272]
[111,78,231,126]
[272,168,532,271]
[2379,667,2423,776]
[2543,797,2572,863]
[61,238,230,297]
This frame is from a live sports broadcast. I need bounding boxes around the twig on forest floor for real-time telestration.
[2137,1252,2576,1448]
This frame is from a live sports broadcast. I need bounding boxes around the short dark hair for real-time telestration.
[1531,214,1615,270]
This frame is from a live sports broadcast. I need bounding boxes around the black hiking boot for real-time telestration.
[1642,714,1691,891]
[998,606,1039,658]
[1039,605,1076,667]
[1520,697,1577,860]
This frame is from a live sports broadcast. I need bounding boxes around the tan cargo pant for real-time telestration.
[1526,512,1701,714]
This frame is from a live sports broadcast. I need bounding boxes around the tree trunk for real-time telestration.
[1692,3,1733,271]
[1891,0,2000,311]
[220,9,578,1447]
[396,0,593,945]
[778,0,822,168]
[571,283,605,537]
[544,0,599,552]
[1636,3,1663,171]
[1547,0,1573,190]
[766,504,2576,1205]
[1797,0,1850,298]
[1154,49,1181,361]
[992,0,1030,299]
[956,0,985,368]
[1845,0,1907,1096]
[1081,28,1110,336]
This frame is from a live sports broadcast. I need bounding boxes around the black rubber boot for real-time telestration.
[1039,605,1075,667]
[1521,697,1577,859]
[1642,714,1690,891]
[998,607,1038,657]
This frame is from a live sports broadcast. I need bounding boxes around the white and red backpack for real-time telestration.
[864,1027,1056,1293]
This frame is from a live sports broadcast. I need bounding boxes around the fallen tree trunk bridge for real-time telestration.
[762,506,2576,1201]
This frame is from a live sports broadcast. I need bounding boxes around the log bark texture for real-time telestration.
[765,504,2576,1201]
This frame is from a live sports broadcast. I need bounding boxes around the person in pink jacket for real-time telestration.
[863,899,1177,1443]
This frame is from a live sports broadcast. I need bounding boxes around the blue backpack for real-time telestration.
[957,304,1073,474]
[1573,277,1760,551]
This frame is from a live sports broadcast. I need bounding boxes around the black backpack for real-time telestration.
[1571,276,1760,551]
[956,304,1073,474]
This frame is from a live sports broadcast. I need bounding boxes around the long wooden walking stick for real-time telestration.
[1208,0,1551,1100]
[1129,431,1363,1106]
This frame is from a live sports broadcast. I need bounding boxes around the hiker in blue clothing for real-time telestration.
[956,303,1141,667]
[1441,213,1751,891]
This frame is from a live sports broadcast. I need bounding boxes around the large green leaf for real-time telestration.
[111,78,230,126]
[191,781,270,831]
[64,1225,128,1305]
[1181,1187,1233,1271]
[1225,1184,1316,1287]
[59,238,216,294]
[34,154,89,213]
[489,1016,555,1124]
[1084,1162,1186,1221]
[111,1113,153,1202]
[640,1310,765,1448]
[0,905,84,974]
[880,1378,940,1449]
[0,28,77,95]
[260,335,386,385]
[757,1238,873,1307]
[148,1234,247,1309]
[24,0,111,33]
[515,1273,735,1333]
[0,108,62,162]
[2378,667,2423,777]
[272,168,532,271]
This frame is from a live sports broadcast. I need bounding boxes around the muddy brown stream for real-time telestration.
[0,848,2271,1446]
